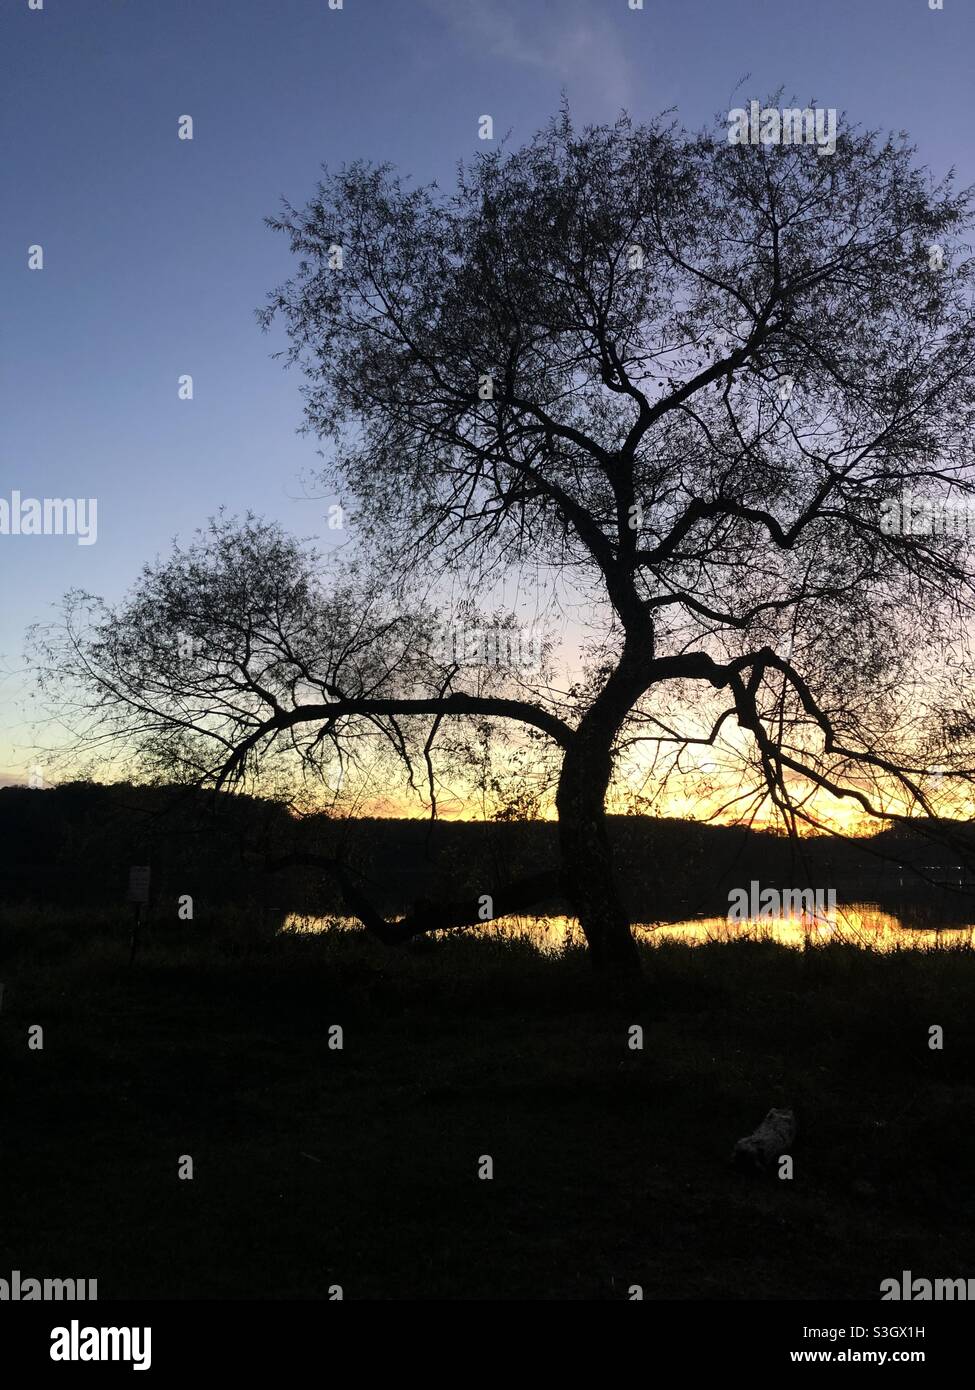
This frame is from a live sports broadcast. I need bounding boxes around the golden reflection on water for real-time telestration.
[282,903,975,954]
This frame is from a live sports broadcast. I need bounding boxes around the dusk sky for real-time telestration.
[2,0,973,786]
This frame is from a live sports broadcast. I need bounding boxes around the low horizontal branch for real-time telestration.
[266,855,561,945]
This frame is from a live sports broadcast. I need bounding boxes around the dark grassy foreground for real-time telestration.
[2,912,974,1300]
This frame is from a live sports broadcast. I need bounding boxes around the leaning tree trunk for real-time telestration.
[555,634,653,979]
[557,740,640,976]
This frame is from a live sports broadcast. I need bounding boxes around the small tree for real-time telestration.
[36,106,975,977]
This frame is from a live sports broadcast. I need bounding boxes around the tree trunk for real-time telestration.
[555,634,653,980]
[557,748,640,976]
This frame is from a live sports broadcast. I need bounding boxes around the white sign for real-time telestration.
[127,865,151,904]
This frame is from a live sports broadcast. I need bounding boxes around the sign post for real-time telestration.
[127,865,151,965]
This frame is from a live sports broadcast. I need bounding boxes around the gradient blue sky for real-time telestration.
[2,0,972,783]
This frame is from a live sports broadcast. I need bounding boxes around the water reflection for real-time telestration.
[282,902,975,954]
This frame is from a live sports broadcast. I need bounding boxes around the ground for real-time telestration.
[2,915,974,1299]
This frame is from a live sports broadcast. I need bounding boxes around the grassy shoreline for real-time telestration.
[2,918,973,1299]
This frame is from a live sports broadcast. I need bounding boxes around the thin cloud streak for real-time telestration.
[425,0,634,110]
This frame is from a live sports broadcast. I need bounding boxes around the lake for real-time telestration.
[282,902,975,953]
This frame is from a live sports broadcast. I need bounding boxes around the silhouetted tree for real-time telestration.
[35,106,975,978]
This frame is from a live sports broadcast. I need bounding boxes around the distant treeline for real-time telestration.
[2,782,975,926]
